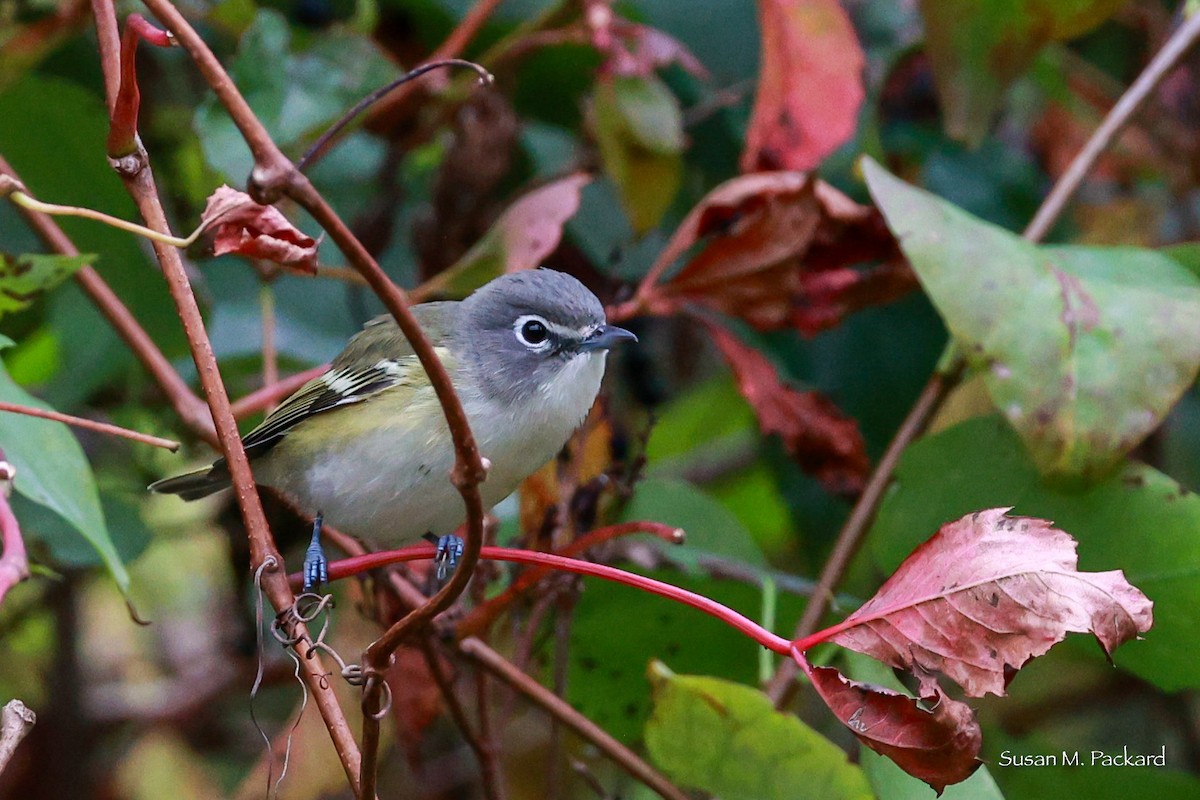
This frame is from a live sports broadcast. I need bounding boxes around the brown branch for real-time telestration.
[0,402,179,451]
[0,457,31,606]
[135,2,489,794]
[259,286,279,394]
[1023,10,1200,241]
[89,0,363,791]
[0,699,36,777]
[364,0,506,127]
[0,156,217,446]
[460,637,689,800]
[765,8,1200,708]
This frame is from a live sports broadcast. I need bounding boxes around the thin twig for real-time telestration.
[0,699,36,777]
[363,0,507,128]
[0,458,31,606]
[764,7,1200,708]
[230,365,327,420]
[0,156,217,446]
[90,0,363,791]
[0,402,179,451]
[259,285,279,397]
[1024,10,1200,241]
[296,59,494,172]
[460,637,689,800]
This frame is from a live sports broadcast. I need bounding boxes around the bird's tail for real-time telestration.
[148,462,231,501]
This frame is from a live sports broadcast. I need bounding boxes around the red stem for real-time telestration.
[107,14,172,157]
[298,545,792,656]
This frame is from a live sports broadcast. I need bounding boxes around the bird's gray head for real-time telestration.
[457,269,636,406]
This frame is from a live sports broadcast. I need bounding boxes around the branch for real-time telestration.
[296,59,494,172]
[135,2,490,794]
[765,7,1200,708]
[1023,9,1200,241]
[0,156,217,446]
[0,457,30,606]
[460,637,690,800]
[89,0,363,791]
[0,402,179,451]
[0,699,35,777]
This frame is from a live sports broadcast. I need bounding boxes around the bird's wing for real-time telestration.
[241,303,459,458]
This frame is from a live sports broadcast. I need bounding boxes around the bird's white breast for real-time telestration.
[262,352,607,547]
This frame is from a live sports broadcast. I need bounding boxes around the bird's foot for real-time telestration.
[423,532,464,583]
[302,513,328,593]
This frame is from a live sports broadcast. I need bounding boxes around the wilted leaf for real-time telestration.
[0,335,128,592]
[645,661,874,800]
[592,74,684,234]
[742,0,865,172]
[920,0,1127,144]
[193,185,319,273]
[417,174,591,299]
[0,252,93,318]
[869,414,1200,692]
[815,508,1152,698]
[643,172,906,334]
[706,321,868,495]
[863,158,1200,479]
[803,665,981,794]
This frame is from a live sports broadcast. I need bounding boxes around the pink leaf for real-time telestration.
[705,320,868,495]
[742,0,865,172]
[804,664,982,794]
[806,508,1154,698]
[196,185,319,274]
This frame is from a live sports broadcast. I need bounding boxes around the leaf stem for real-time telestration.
[6,189,218,249]
[0,402,180,451]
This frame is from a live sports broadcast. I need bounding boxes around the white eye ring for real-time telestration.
[514,315,552,350]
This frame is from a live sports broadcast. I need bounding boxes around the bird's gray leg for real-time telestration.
[423,532,464,582]
[303,512,328,592]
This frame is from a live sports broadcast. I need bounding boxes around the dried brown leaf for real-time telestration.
[805,665,982,795]
[196,185,318,273]
[705,320,868,495]
[642,173,903,334]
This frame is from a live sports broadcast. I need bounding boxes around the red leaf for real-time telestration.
[705,320,868,495]
[806,508,1154,698]
[742,0,865,172]
[196,186,319,274]
[804,664,982,794]
[385,646,447,756]
[640,172,905,335]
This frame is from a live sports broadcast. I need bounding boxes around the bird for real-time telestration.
[150,268,637,588]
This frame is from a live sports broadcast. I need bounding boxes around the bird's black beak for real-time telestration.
[580,324,638,352]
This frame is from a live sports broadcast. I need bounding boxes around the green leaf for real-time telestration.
[863,158,1200,480]
[0,252,93,318]
[0,338,129,592]
[568,570,800,743]
[592,75,683,234]
[621,477,767,572]
[919,0,1127,144]
[194,10,398,181]
[866,414,1200,691]
[645,662,873,800]
[0,76,183,406]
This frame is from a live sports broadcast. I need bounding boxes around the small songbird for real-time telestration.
[150,269,636,588]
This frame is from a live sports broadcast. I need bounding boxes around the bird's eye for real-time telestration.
[516,317,549,347]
